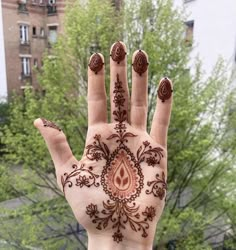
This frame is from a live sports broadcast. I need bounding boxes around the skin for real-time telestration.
[34,41,173,250]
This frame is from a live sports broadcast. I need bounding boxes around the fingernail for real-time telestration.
[132,50,149,76]
[41,118,61,131]
[157,78,173,102]
[110,41,126,64]
[88,53,104,74]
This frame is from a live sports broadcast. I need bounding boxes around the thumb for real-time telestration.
[34,118,75,170]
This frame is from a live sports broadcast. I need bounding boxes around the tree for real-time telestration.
[1,0,236,249]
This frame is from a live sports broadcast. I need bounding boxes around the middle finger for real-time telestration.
[110,41,129,123]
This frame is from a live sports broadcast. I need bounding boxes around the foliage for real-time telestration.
[1,0,236,249]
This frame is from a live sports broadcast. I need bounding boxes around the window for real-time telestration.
[20,25,29,44]
[40,27,45,37]
[18,3,28,13]
[33,58,38,68]
[21,57,31,76]
[18,0,28,12]
[48,26,57,44]
[32,26,37,36]
[185,20,194,46]
[47,0,57,14]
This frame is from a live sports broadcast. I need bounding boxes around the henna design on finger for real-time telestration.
[88,53,104,74]
[61,164,100,193]
[157,78,173,102]
[41,118,61,131]
[146,172,167,200]
[132,50,149,76]
[110,41,126,64]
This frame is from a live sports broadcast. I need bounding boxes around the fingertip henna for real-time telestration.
[132,50,149,76]
[40,118,61,131]
[157,78,173,102]
[110,41,126,64]
[88,53,104,74]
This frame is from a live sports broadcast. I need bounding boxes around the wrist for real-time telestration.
[87,231,153,250]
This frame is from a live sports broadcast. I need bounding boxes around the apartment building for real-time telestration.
[176,0,236,77]
[0,0,7,101]
[1,0,65,97]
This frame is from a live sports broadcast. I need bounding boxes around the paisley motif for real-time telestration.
[101,145,144,203]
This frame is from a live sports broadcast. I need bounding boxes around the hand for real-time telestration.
[34,41,173,250]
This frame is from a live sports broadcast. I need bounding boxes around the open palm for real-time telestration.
[34,41,173,250]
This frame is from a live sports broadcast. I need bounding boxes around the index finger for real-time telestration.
[150,77,173,148]
[87,53,107,126]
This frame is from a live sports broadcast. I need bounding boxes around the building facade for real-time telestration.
[1,0,65,98]
[0,0,7,101]
[175,0,236,77]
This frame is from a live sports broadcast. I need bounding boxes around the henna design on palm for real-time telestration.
[61,74,167,243]
[61,164,100,193]
[136,140,164,166]
[86,202,156,243]
[146,172,167,200]
[86,134,110,161]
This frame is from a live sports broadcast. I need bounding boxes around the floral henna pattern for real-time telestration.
[41,118,61,131]
[157,77,173,102]
[142,206,156,221]
[146,172,167,200]
[132,50,149,76]
[137,141,164,166]
[86,134,110,161]
[110,41,126,64]
[86,201,156,243]
[62,73,166,243]
[61,164,100,193]
[83,74,165,242]
[88,53,104,74]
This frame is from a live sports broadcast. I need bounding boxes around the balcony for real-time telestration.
[47,4,57,15]
[20,72,32,84]
[19,41,31,54]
